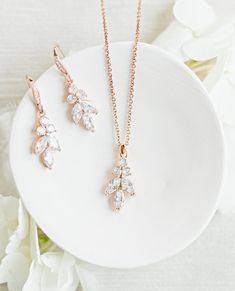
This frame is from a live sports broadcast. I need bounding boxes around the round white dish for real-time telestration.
[10,42,225,268]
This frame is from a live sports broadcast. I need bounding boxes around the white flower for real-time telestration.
[203,44,235,125]
[23,252,80,291]
[153,0,235,62]
[0,195,31,291]
[0,194,80,291]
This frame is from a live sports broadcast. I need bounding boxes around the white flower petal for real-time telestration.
[29,219,40,262]
[6,200,29,254]
[204,51,231,91]
[183,20,234,61]
[0,195,18,260]
[76,265,98,291]
[23,252,79,291]
[0,252,30,290]
[152,21,192,61]
[218,125,235,214]
[173,0,216,34]
[211,75,235,126]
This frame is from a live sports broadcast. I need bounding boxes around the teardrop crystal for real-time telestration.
[114,190,125,210]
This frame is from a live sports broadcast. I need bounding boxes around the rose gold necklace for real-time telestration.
[101,0,142,211]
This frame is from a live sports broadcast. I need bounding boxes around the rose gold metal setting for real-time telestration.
[120,144,127,158]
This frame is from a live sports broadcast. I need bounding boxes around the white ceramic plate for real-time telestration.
[10,42,225,268]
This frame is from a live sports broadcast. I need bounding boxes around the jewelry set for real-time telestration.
[26,0,142,211]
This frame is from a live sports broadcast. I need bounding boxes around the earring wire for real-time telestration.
[53,45,73,84]
[26,75,44,115]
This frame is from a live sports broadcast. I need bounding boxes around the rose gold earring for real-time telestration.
[53,45,98,132]
[26,75,61,169]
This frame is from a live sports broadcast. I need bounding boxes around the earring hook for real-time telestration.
[26,75,44,115]
[53,45,73,84]
[53,44,65,59]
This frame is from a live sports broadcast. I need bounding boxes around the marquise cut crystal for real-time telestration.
[46,124,56,133]
[72,103,83,124]
[122,178,135,195]
[82,102,97,114]
[82,113,94,131]
[48,136,60,151]
[78,89,88,99]
[105,178,121,195]
[34,136,48,154]
[42,148,54,169]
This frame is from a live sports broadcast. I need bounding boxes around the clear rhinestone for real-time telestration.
[114,190,125,210]
[82,102,97,114]
[40,116,50,126]
[122,178,135,195]
[46,124,56,134]
[48,136,60,151]
[105,178,121,195]
[72,103,83,124]
[122,167,131,176]
[36,126,46,136]
[42,148,54,169]
[119,158,127,167]
[113,166,121,176]
[34,136,48,154]
[67,94,77,104]
[82,113,94,131]
[78,89,88,99]
[68,84,79,96]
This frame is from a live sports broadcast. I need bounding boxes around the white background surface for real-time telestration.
[1,0,235,290]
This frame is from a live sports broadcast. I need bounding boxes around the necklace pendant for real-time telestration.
[105,145,135,211]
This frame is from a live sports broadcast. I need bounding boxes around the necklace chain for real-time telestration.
[101,0,142,147]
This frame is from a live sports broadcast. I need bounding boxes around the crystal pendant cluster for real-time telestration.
[33,115,61,169]
[67,83,98,132]
[105,156,135,211]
